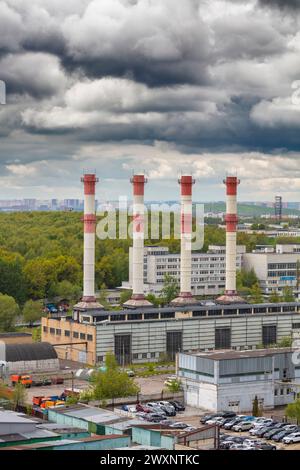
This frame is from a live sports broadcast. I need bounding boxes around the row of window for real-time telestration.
[43,326,93,341]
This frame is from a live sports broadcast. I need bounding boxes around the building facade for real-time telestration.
[243,244,300,296]
[42,302,300,366]
[178,348,299,412]
[122,245,245,297]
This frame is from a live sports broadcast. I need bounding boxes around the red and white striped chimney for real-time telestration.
[171,175,197,306]
[82,172,98,302]
[124,174,152,308]
[217,175,244,304]
[224,176,239,296]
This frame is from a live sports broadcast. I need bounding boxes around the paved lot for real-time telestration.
[135,374,171,394]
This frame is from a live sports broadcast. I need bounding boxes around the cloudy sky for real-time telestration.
[1,0,300,202]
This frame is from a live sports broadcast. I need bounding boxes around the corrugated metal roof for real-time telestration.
[5,342,57,362]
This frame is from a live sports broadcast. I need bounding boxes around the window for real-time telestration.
[254,307,266,314]
[50,328,55,335]
[215,328,231,349]
[223,309,237,316]
[144,313,159,320]
[142,353,147,359]
[55,329,61,336]
[110,314,125,321]
[275,389,278,396]
[81,316,90,323]
[283,306,296,312]
[239,308,252,315]
[262,325,277,346]
[73,331,79,339]
[150,352,156,358]
[64,330,70,337]
[87,334,93,341]
[97,355,103,363]
[115,334,131,365]
[192,311,207,317]
[132,353,139,360]
[160,312,175,319]
[292,323,300,329]
[80,333,86,340]
[268,306,281,313]
[208,309,222,316]
[280,389,284,395]
[43,326,48,333]
[127,313,143,321]
[166,331,182,360]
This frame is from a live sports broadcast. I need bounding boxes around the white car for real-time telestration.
[206,417,224,425]
[232,421,253,432]
[282,432,300,444]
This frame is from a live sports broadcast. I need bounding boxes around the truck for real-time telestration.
[32,394,66,409]
[10,374,32,388]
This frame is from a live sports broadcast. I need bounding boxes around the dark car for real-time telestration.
[169,401,185,411]
[264,424,287,439]
[255,425,276,438]
[272,428,299,442]
[145,413,167,423]
[219,441,232,450]
[255,443,277,450]
[223,417,245,430]
[221,411,237,419]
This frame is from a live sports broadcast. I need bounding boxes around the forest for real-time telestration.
[0,211,298,310]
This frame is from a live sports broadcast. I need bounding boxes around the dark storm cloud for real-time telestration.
[259,0,300,9]
[1,0,300,199]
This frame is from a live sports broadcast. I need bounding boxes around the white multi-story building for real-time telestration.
[243,244,300,296]
[121,245,245,296]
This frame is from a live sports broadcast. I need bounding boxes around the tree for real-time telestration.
[165,378,182,393]
[277,336,292,348]
[120,290,132,304]
[12,383,27,411]
[252,395,259,417]
[269,291,280,303]
[99,283,109,309]
[282,286,295,303]
[160,274,179,304]
[146,293,163,307]
[23,300,43,325]
[286,399,300,423]
[91,352,140,400]
[249,283,263,304]
[50,280,81,301]
[0,294,20,332]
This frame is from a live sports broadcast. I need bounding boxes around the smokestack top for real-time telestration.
[179,175,195,196]
[224,176,240,196]
[81,172,98,195]
[130,174,147,196]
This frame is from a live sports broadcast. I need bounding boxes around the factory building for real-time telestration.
[243,244,300,296]
[178,348,299,412]
[122,244,245,297]
[42,302,300,365]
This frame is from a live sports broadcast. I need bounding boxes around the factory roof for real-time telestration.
[182,347,295,361]
[0,332,31,338]
[0,410,36,425]
[5,342,57,362]
[89,301,299,317]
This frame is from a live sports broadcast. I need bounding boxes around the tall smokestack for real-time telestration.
[217,175,244,304]
[74,171,103,310]
[171,175,197,306]
[124,174,153,308]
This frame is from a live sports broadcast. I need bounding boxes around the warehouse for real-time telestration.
[0,341,59,374]
[178,348,300,412]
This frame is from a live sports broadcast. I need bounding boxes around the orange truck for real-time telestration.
[10,374,33,388]
[32,395,65,409]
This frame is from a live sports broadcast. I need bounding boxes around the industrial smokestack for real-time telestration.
[217,175,244,304]
[124,174,153,308]
[171,175,197,306]
[74,171,103,311]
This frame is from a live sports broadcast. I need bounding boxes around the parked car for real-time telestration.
[264,424,287,439]
[230,444,255,450]
[272,429,296,442]
[224,417,245,430]
[254,424,276,438]
[200,413,221,424]
[170,422,189,429]
[135,412,147,420]
[136,403,151,413]
[256,443,277,450]
[146,402,166,415]
[145,413,167,423]
[206,417,224,425]
[232,421,253,432]
[282,432,300,444]
[249,422,274,436]
[221,411,237,419]
[169,401,185,411]
[184,426,197,432]
[157,401,176,416]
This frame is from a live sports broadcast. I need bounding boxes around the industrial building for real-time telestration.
[0,342,59,374]
[122,244,245,297]
[42,302,300,365]
[178,348,299,412]
[243,244,300,296]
